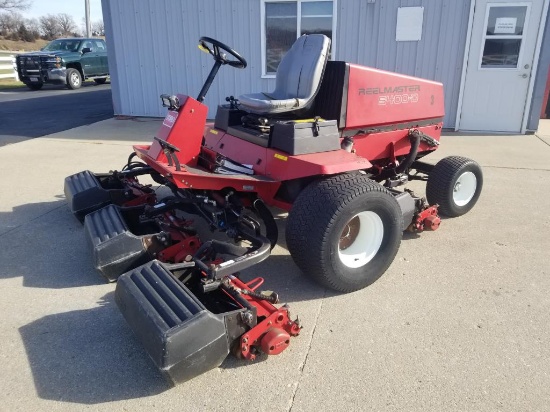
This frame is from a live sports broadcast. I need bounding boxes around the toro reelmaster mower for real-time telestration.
[64,35,482,384]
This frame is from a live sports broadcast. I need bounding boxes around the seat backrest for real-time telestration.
[313,61,350,128]
[271,34,330,101]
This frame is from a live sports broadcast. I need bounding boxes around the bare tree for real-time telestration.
[39,14,61,40]
[0,12,11,34]
[92,19,103,36]
[0,0,31,11]
[0,11,23,34]
[25,17,39,39]
[16,21,33,41]
[56,13,76,36]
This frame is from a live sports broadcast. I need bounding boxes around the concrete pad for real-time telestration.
[536,118,550,138]
[40,116,162,144]
[0,118,162,235]
[432,133,550,171]
[536,119,550,146]
[1,118,549,411]
[291,165,550,411]
[0,120,322,411]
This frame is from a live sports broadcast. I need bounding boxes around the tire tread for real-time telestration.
[426,156,482,217]
[286,173,401,292]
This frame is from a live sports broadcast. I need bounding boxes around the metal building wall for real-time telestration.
[336,0,472,128]
[102,0,471,127]
[102,0,270,118]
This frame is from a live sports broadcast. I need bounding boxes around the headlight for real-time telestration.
[160,94,180,110]
[44,56,62,68]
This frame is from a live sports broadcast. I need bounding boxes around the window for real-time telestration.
[262,0,336,77]
[94,40,106,51]
[42,39,81,52]
[480,4,529,69]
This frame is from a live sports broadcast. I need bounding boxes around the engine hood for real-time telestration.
[17,51,78,59]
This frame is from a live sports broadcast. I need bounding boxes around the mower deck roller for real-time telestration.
[84,204,157,282]
[116,259,301,384]
[65,169,156,222]
[115,260,231,384]
[64,171,114,222]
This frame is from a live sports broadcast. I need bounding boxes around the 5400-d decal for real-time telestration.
[359,85,420,106]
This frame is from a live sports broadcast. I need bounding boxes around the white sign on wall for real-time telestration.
[494,17,517,34]
[396,7,424,41]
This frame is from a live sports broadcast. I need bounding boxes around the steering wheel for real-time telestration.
[198,37,247,69]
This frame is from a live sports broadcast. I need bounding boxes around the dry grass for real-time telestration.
[0,38,48,52]
[0,77,25,89]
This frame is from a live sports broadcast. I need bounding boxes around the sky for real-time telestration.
[23,0,103,24]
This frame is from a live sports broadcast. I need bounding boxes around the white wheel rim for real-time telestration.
[71,73,80,86]
[453,171,477,206]
[338,211,384,269]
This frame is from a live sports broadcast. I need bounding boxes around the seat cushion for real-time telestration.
[238,93,301,113]
[238,34,330,115]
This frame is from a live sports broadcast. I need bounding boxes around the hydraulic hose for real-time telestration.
[394,129,421,175]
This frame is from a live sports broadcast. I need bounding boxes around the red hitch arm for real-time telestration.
[224,276,301,361]
[409,204,441,232]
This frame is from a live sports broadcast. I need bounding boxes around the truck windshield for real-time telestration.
[42,40,82,52]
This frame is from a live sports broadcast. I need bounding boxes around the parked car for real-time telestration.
[15,38,109,90]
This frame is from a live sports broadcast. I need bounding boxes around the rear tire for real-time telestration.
[286,174,403,293]
[66,68,82,89]
[94,77,107,84]
[25,82,43,90]
[426,156,483,217]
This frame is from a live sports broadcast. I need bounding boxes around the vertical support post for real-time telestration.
[12,56,19,81]
[85,0,92,37]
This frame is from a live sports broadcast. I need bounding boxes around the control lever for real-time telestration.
[154,136,182,171]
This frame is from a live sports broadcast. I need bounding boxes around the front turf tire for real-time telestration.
[426,156,483,217]
[286,174,403,293]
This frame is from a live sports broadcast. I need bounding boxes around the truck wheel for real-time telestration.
[94,77,107,84]
[426,156,483,217]
[286,174,402,293]
[25,82,43,90]
[66,68,82,89]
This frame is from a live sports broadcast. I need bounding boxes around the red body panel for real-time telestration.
[346,64,445,129]
[134,62,446,211]
[263,148,371,181]
[148,95,208,167]
[134,144,283,204]
[203,126,372,180]
[203,127,269,175]
[342,64,445,163]
[353,124,442,162]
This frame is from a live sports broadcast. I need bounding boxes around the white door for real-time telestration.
[459,1,545,132]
